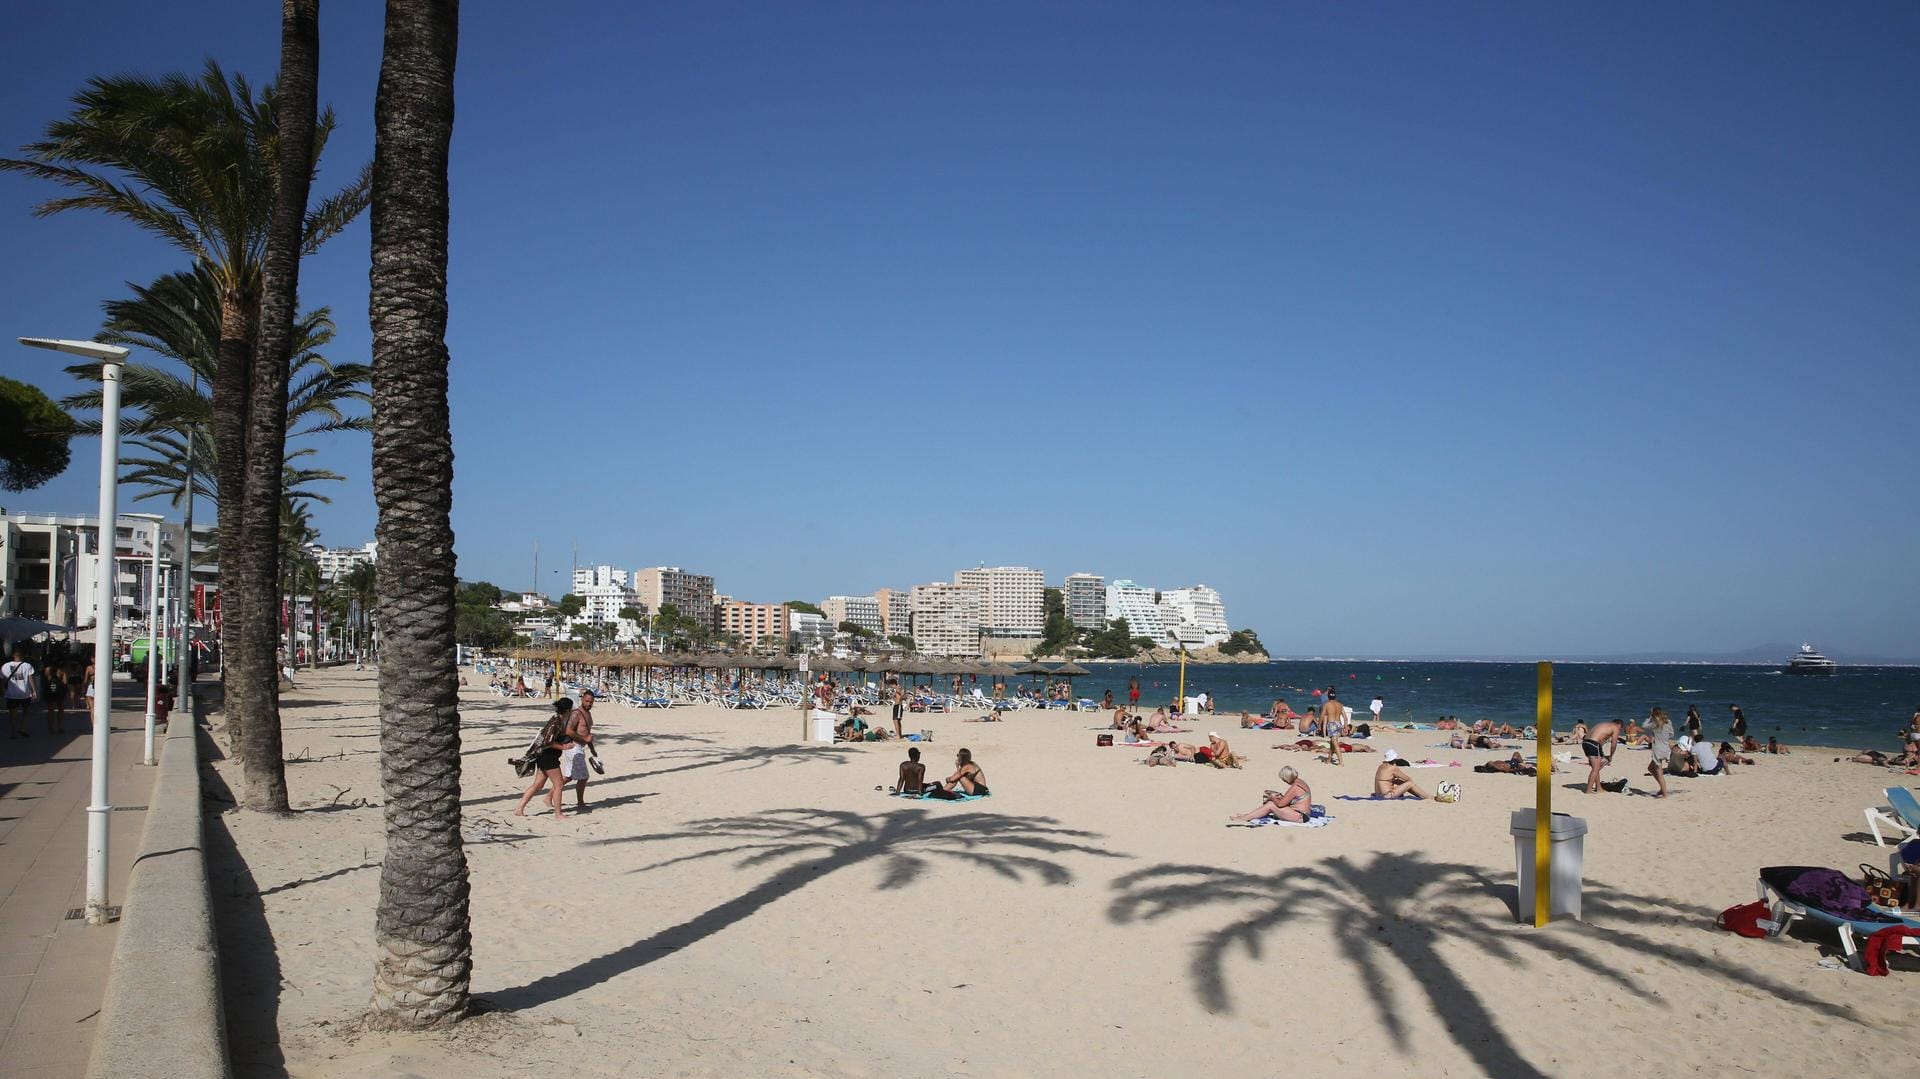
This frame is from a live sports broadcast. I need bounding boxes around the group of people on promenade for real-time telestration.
[3,645,95,738]
[514,689,597,818]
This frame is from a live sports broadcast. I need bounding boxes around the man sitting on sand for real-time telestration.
[1374,759,1431,799]
[1691,736,1726,775]
[1230,766,1312,823]
[892,746,927,794]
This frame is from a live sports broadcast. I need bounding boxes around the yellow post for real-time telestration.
[1533,661,1553,927]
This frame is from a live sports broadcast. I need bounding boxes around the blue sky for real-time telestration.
[2,1,1916,657]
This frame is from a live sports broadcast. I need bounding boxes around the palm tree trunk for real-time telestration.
[233,0,323,813]
[367,0,469,1030]
[210,286,254,758]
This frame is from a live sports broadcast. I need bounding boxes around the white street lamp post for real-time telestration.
[20,337,130,926]
[126,513,166,766]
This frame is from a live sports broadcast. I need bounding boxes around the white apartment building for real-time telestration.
[1,512,192,630]
[1106,579,1172,647]
[1063,573,1106,629]
[953,565,1044,638]
[873,588,912,641]
[632,566,715,625]
[910,583,983,656]
[574,582,642,626]
[1158,585,1231,649]
[821,595,882,636]
[572,564,628,592]
[788,610,833,646]
[307,540,376,582]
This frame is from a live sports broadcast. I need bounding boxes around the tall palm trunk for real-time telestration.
[211,287,254,757]
[368,0,469,1030]
[232,0,322,812]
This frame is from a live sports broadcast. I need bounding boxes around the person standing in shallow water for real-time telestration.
[1728,705,1748,742]
[1128,676,1140,708]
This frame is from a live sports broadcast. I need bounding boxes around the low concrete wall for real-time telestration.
[86,717,232,1079]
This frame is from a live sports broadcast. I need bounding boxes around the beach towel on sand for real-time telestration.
[888,789,990,802]
[1229,814,1334,828]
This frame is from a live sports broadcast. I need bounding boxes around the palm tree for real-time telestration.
[63,265,370,517]
[0,57,368,802]
[342,560,377,662]
[366,0,469,1030]
[225,0,326,813]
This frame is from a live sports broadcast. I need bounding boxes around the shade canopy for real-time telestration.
[982,662,1018,677]
[1051,662,1091,677]
[0,616,69,639]
[1014,662,1054,675]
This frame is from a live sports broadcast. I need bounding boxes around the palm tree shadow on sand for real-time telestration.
[1109,852,1864,1079]
[484,806,1121,1011]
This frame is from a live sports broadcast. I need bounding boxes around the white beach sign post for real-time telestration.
[798,654,810,740]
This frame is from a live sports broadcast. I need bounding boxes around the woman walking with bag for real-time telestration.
[514,698,576,819]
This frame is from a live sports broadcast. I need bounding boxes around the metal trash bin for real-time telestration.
[1510,810,1588,922]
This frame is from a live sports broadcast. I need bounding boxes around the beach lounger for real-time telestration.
[1757,867,1920,970]
[1865,787,1920,847]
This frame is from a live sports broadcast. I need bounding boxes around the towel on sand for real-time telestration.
[888,789,990,802]
[1229,814,1334,828]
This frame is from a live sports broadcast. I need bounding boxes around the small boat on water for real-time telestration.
[1782,643,1837,676]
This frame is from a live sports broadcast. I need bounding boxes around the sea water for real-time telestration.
[1067,661,1920,751]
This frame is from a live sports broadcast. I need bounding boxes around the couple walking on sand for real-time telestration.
[515,688,599,819]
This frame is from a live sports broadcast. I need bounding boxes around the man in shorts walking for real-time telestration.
[563,689,596,810]
[3,647,39,739]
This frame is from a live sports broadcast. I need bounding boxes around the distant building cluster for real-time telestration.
[497,555,1235,657]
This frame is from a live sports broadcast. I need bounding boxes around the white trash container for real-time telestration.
[809,709,838,743]
[1509,810,1588,922]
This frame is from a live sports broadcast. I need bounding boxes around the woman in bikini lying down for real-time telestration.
[1230,766,1312,822]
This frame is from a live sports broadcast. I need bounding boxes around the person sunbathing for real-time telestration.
[924,748,989,798]
[1719,741,1757,766]
[1205,732,1242,769]
[1470,719,1493,735]
[1740,735,1762,753]
[1110,708,1132,731]
[1435,716,1459,730]
[1373,760,1432,799]
[1767,736,1791,755]
[1475,752,1535,776]
[1146,710,1181,733]
[1230,766,1311,823]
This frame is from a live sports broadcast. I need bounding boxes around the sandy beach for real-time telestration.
[208,667,1916,1079]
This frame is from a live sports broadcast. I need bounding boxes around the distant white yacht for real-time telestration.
[1782,643,1837,676]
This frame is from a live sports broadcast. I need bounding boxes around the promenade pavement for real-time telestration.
[0,677,166,1079]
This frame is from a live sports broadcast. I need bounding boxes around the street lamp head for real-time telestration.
[18,337,130,364]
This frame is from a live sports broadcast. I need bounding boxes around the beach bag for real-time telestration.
[1096,733,1114,746]
[1716,900,1771,939]
[1860,864,1907,909]
[1434,781,1462,803]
